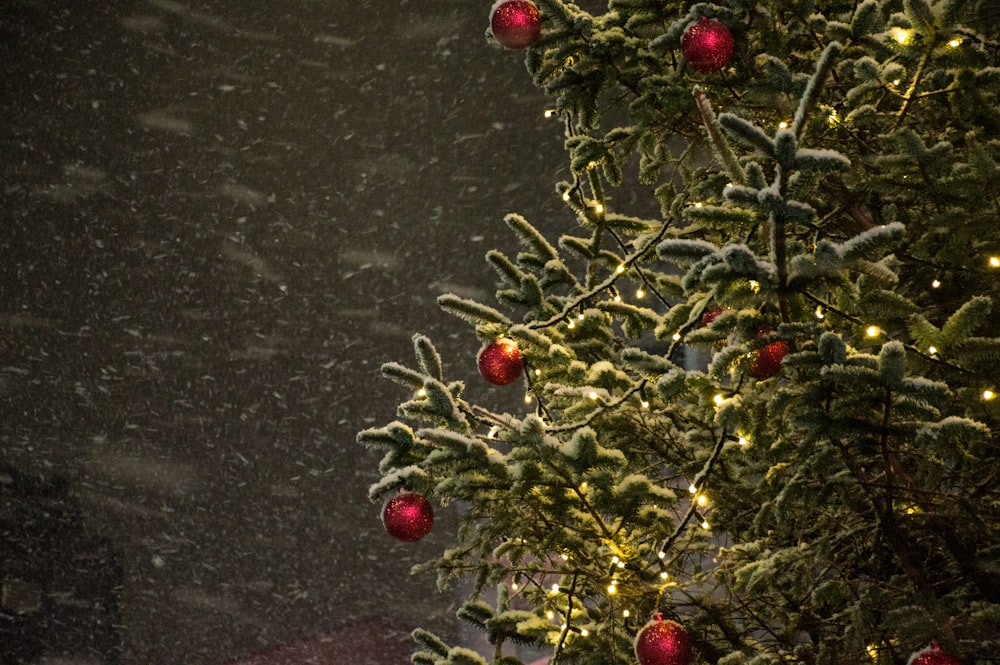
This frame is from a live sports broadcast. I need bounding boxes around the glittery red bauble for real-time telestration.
[750,339,789,379]
[908,642,962,665]
[490,0,542,49]
[635,618,693,665]
[701,306,726,326]
[681,17,734,73]
[382,492,434,542]
[478,338,524,385]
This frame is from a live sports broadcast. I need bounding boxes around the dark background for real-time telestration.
[0,1,571,662]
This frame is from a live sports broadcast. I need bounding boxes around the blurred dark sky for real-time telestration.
[0,1,570,662]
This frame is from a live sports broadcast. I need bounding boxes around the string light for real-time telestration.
[594,203,604,214]
[815,305,824,319]
[659,571,669,580]
[588,391,599,400]
[525,393,533,404]
[616,264,626,274]
[579,482,589,492]
[544,109,556,118]
[696,494,709,507]
[580,629,590,637]
[550,583,561,595]
[701,520,710,530]
[866,325,880,338]
[547,610,556,620]
[562,191,571,202]
[989,256,1000,268]
[417,388,427,397]
[948,37,962,47]
[983,389,996,401]
[891,27,912,44]
[622,609,630,618]
[607,583,618,594]
[535,368,542,376]
[738,435,749,446]
[931,279,941,288]
[567,319,576,329]
[688,484,698,494]
[635,288,646,299]
[640,400,650,409]
[693,202,703,209]
[713,393,725,405]
[778,121,789,129]
[928,346,937,355]
[749,280,760,293]
[671,332,681,342]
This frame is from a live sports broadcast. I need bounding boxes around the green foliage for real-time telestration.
[359,1,1000,664]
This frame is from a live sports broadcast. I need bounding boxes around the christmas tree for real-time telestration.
[358,1,1000,664]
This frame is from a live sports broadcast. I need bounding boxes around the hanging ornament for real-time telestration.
[908,642,962,665]
[634,616,693,665]
[478,338,524,385]
[490,0,542,50]
[681,17,734,73]
[701,306,726,327]
[750,339,789,379]
[382,491,434,542]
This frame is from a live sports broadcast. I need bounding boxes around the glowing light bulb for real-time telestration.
[567,320,575,329]
[713,393,724,405]
[616,264,626,274]
[551,583,560,595]
[738,436,748,446]
[544,109,556,118]
[659,571,669,580]
[932,279,941,288]
[617,560,625,569]
[623,609,630,618]
[948,37,962,47]
[694,201,703,209]
[594,203,604,214]
[579,482,588,492]
[892,27,912,44]
[928,346,937,355]
[535,368,542,376]
[417,388,427,397]
[658,551,665,559]
[696,494,708,506]
[641,400,650,409]
[866,325,880,338]
[613,294,621,302]
[525,393,533,404]
[547,610,556,620]
[580,629,590,637]
[749,280,760,292]
[562,191,571,202]
[511,581,519,590]
[688,484,698,494]
[778,121,788,129]
[815,305,824,319]
[983,389,996,401]
[607,583,617,594]
[588,391,599,400]
[990,256,1000,268]
[635,288,646,299]
[701,520,710,530]
[671,332,681,342]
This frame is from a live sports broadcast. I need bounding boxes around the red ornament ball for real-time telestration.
[908,642,962,665]
[681,17,734,73]
[490,0,542,49]
[750,339,789,379]
[701,306,726,327]
[478,338,524,386]
[382,492,434,542]
[635,617,693,665]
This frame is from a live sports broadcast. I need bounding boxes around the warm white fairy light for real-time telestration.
[749,280,761,293]
[778,121,789,129]
[578,313,585,321]
[622,609,630,618]
[928,346,937,355]
[613,294,622,302]
[948,37,962,47]
[892,27,912,44]
[588,391,599,400]
[567,319,576,329]
[688,484,698,494]
[562,191,571,202]
[417,388,427,397]
[990,256,1000,268]
[635,288,646,299]
[694,201,703,209]
[932,279,941,288]
[544,109,556,118]
[594,203,604,214]
[659,571,669,580]
[511,581,519,590]
[616,264,626,274]
[815,305,824,319]
[701,520,711,530]
[658,550,666,559]
[671,332,681,342]
[641,400,650,409]
[580,629,590,637]
[866,325,880,338]
[525,393,533,404]
[607,583,618,594]
[696,494,709,507]
[713,393,725,405]
[547,610,556,620]
[983,389,996,401]
[535,368,542,376]
[560,553,569,561]
[738,435,749,446]
[551,583,561,595]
